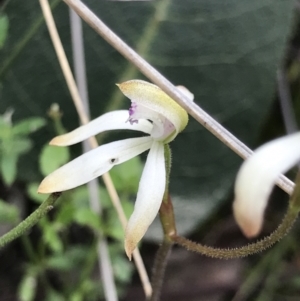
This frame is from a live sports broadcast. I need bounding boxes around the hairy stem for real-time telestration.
[149,240,173,301]
[0,192,61,249]
[173,206,298,259]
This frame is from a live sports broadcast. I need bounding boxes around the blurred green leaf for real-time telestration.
[0,14,8,49]
[104,199,133,240]
[40,218,63,253]
[0,119,12,139]
[40,144,70,176]
[69,292,82,301]
[0,198,20,224]
[111,252,133,283]
[12,117,46,135]
[46,246,88,272]
[45,289,66,301]
[0,137,32,185]
[1,0,295,238]
[55,201,76,225]
[18,272,37,301]
[110,156,143,193]
[11,138,32,154]
[98,186,113,209]
[1,153,17,185]
[1,137,32,155]
[70,279,101,301]
[71,186,90,208]
[73,208,101,231]
[27,182,45,203]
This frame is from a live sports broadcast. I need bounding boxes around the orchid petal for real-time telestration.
[117,80,190,142]
[125,141,165,259]
[233,132,300,238]
[38,137,152,193]
[50,110,153,146]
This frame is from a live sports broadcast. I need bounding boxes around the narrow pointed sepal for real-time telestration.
[50,110,152,146]
[38,137,152,194]
[124,141,166,259]
[233,132,300,237]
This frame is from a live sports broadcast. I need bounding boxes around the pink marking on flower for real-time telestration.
[128,102,139,124]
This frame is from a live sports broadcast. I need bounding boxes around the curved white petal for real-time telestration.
[50,110,153,146]
[125,141,166,259]
[38,137,153,193]
[233,132,300,238]
[117,80,189,142]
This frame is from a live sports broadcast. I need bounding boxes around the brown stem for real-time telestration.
[149,240,173,301]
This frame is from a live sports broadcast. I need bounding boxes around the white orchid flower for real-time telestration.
[233,132,300,238]
[38,80,192,258]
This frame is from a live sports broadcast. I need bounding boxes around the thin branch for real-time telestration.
[39,0,152,298]
[69,9,118,301]
[62,0,294,196]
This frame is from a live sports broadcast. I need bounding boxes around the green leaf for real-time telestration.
[0,119,12,140]
[104,199,133,240]
[0,14,9,49]
[11,138,32,154]
[1,137,32,156]
[0,198,20,224]
[112,253,133,283]
[40,218,63,253]
[12,117,46,135]
[45,289,65,301]
[46,246,88,272]
[73,208,101,231]
[110,156,143,193]
[1,153,17,185]
[27,182,46,203]
[55,201,76,225]
[18,273,37,301]
[39,144,70,176]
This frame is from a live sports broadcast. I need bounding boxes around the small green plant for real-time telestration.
[20,113,137,301]
[0,110,45,186]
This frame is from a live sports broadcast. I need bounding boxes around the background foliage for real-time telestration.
[0,0,295,237]
[0,0,299,300]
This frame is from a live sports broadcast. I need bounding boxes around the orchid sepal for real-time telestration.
[233,132,300,238]
[50,110,153,146]
[38,137,153,193]
[124,140,166,259]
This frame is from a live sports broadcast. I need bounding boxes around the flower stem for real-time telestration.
[159,145,176,239]
[172,205,298,259]
[163,144,171,202]
[149,240,172,301]
[149,145,175,300]
[289,172,300,211]
[0,192,61,249]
